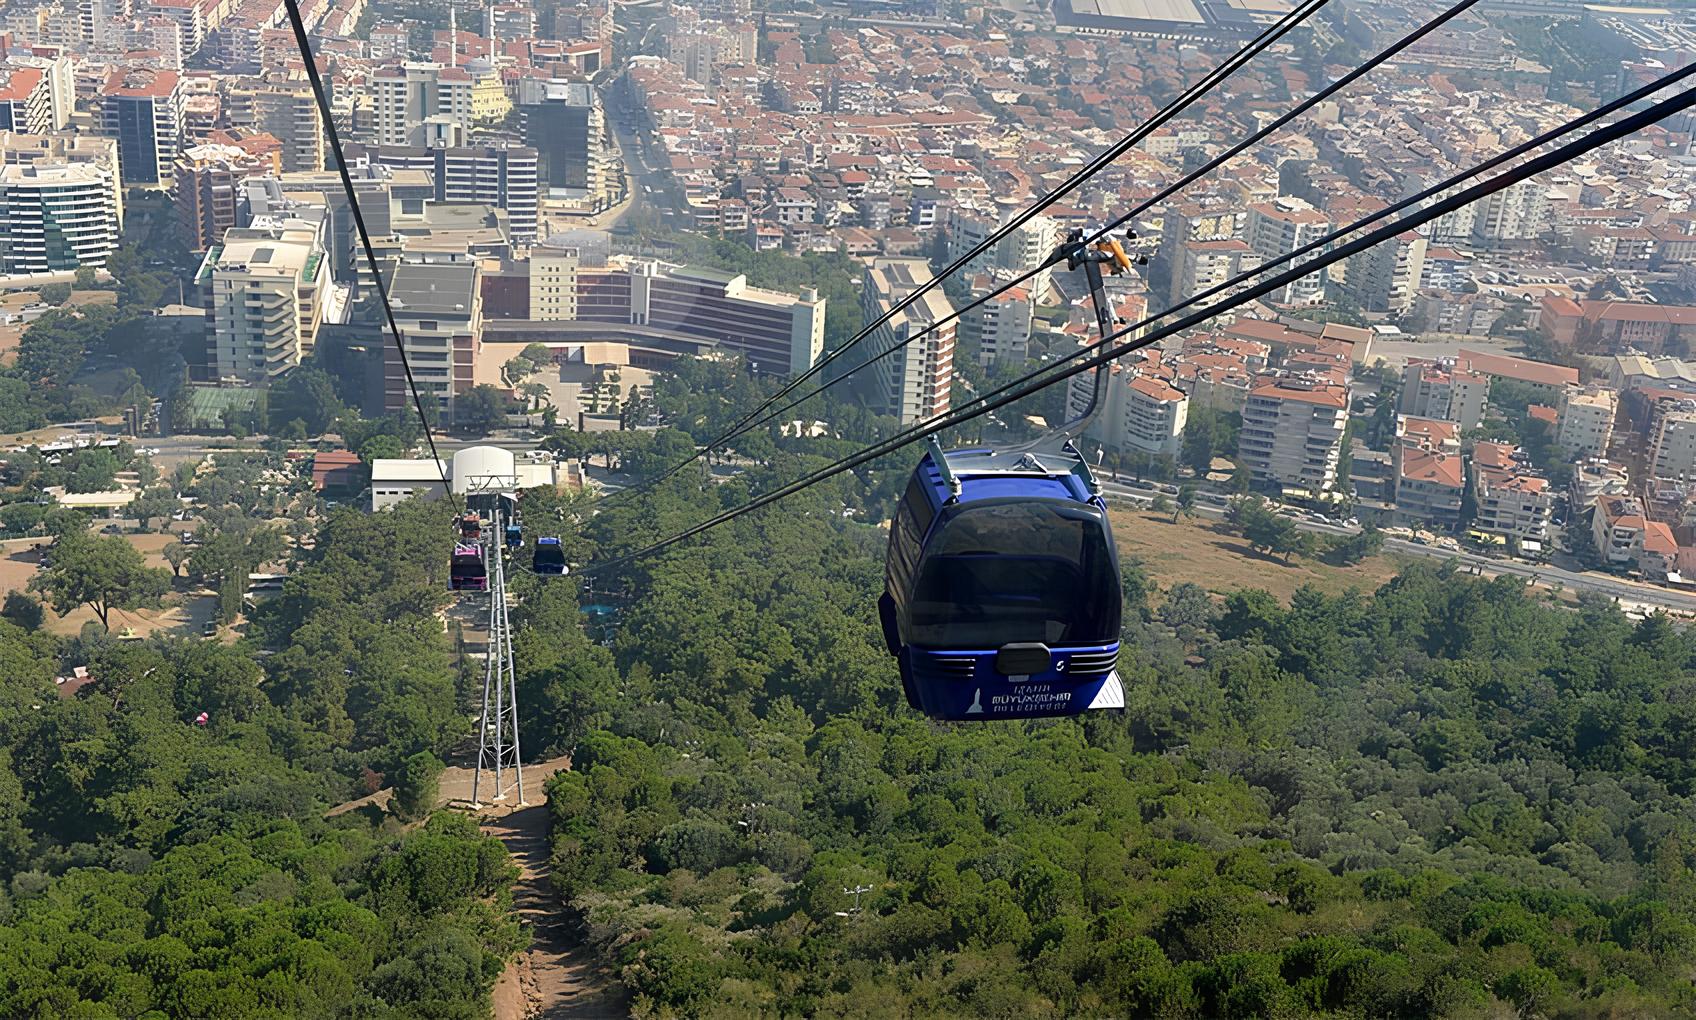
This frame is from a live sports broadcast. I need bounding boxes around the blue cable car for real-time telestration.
[879,440,1123,720]
[449,544,487,591]
[533,537,568,576]
[505,522,523,549]
[878,231,1133,721]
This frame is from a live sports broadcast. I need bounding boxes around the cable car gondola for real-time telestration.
[878,232,1131,720]
[459,514,482,542]
[450,544,488,591]
[533,537,568,576]
[879,440,1123,720]
[505,522,523,549]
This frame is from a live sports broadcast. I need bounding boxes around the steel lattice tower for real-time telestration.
[472,508,525,807]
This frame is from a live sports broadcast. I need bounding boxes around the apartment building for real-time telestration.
[959,275,1031,368]
[1237,372,1349,495]
[944,206,1060,303]
[198,213,328,382]
[1245,197,1330,305]
[1651,400,1696,480]
[1339,230,1426,314]
[380,259,480,421]
[1470,440,1552,553]
[1171,239,1257,308]
[351,143,540,242]
[1391,415,1464,530]
[225,77,324,172]
[1593,493,1677,576]
[1400,358,1490,431]
[102,67,185,186]
[0,132,121,275]
[1555,384,1616,458]
[862,257,954,425]
[0,66,56,135]
[172,142,272,252]
[372,62,474,148]
[1075,361,1188,458]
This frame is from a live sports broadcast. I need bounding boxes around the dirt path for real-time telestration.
[485,803,626,1020]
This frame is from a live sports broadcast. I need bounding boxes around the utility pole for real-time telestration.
[834,884,874,917]
[471,506,525,807]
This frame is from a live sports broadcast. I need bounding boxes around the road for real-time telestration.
[1096,478,1696,615]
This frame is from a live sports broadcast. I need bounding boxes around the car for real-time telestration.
[201,622,218,637]
[101,524,122,534]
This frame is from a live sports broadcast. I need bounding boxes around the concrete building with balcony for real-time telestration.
[1470,440,1552,553]
[225,77,325,173]
[1246,197,1330,305]
[199,214,328,383]
[371,62,474,148]
[519,80,606,198]
[0,65,56,135]
[172,142,272,252]
[960,274,1031,368]
[1078,362,1188,459]
[379,259,480,422]
[0,132,122,276]
[1400,357,1490,431]
[1651,400,1696,481]
[1237,372,1349,496]
[1391,415,1465,530]
[1556,384,1617,458]
[1593,493,1677,576]
[862,257,954,425]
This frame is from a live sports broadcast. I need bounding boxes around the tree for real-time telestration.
[521,382,550,411]
[1,591,43,630]
[1176,485,1198,523]
[38,283,71,306]
[392,751,444,821]
[163,540,191,578]
[29,532,169,630]
[73,266,96,289]
[455,385,510,435]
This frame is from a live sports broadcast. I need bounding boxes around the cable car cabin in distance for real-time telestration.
[533,537,568,576]
[450,544,488,591]
[459,514,482,542]
[505,523,523,550]
[880,443,1124,720]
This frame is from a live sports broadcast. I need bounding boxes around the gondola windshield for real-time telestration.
[908,501,1119,648]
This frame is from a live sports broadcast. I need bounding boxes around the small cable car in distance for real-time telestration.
[533,537,568,576]
[459,514,482,542]
[450,544,488,591]
[878,230,1133,721]
[505,521,523,550]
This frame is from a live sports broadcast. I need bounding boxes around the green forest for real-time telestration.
[0,355,1693,1018]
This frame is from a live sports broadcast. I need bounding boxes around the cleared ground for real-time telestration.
[1109,507,1405,602]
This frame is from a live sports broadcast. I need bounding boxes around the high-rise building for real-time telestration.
[1471,177,1549,244]
[172,142,273,252]
[1651,399,1696,481]
[862,257,954,425]
[101,67,184,185]
[226,77,325,172]
[1237,372,1349,494]
[519,80,605,197]
[350,142,539,242]
[959,274,1032,368]
[0,57,72,131]
[379,259,481,421]
[0,132,122,274]
[1339,230,1426,314]
[1074,359,1188,458]
[0,66,56,135]
[1171,239,1258,308]
[529,241,579,321]
[1156,203,1241,303]
[371,62,475,148]
[197,213,329,382]
[945,206,1060,302]
[1246,197,1330,305]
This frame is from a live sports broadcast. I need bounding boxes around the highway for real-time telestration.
[1096,478,1696,616]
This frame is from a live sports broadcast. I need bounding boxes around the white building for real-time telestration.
[0,163,121,275]
[371,445,558,510]
[1556,385,1616,458]
[1237,372,1349,495]
[1246,197,1330,305]
[1651,401,1696,481]
[1471,441,1552,552]
[198,214,328,383]
[1400,358,1490,431]
[862,257,954,425]
[945,206,1061,302]
[371,62,475,148]
[960,276,1032,368]
[1075,362,1188,458]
